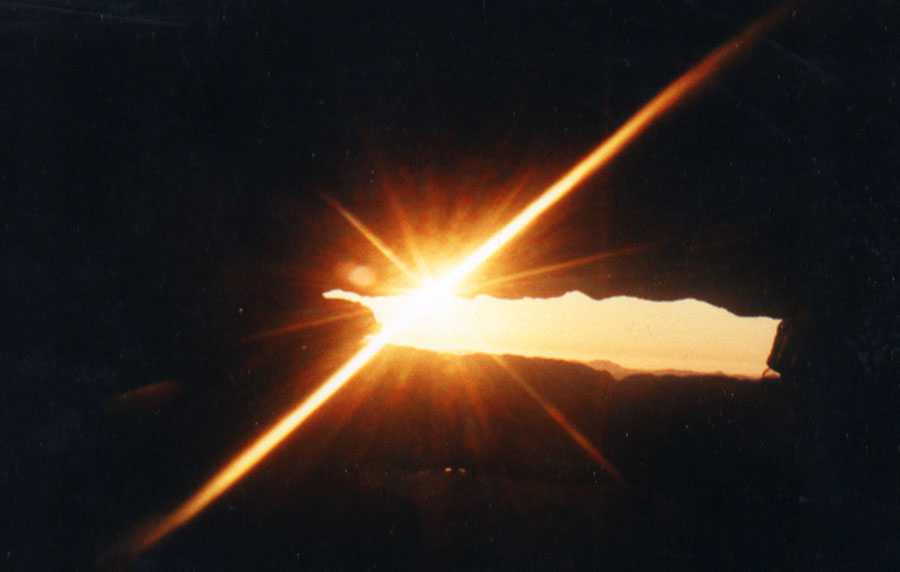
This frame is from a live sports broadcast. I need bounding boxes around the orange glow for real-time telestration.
[469,244,653,292]
[128,9,786,557]
[322,193,417,281]
[325,290,780,378]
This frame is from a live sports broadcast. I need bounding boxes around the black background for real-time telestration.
[3,1,898,569]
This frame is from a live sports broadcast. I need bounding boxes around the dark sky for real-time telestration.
[4,0,897,375]
[5,1,897,317]
[2,1,898,568]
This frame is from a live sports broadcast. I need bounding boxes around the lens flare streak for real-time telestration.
[321,193,419,281]
[244,308,374,342]
[469,244,652,292]
[129,8,786,556]
[133,285,447,554]
[491,355,623,482]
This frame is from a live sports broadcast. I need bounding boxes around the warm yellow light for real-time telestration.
[325,289,780,378]
[125,7,788,557]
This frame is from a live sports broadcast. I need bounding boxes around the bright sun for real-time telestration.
[408,274,484,325]
[409,278,459,318]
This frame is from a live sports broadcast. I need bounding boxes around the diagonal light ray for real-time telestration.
[466,243,653,293]
[437,6,787,292]
[320,192,419,282]
[490,354,622,482]
[130,305,423,555]
[387,192,434,279]
[126,8,786,558]
[242,308,374,342]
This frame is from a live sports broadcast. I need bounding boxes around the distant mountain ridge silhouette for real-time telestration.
[282,345,790,487]
[384,344,756,381]
[582,358,754,380]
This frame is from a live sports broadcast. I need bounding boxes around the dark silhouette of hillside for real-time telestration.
[584,358,748,380]
[111,346,801,571]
